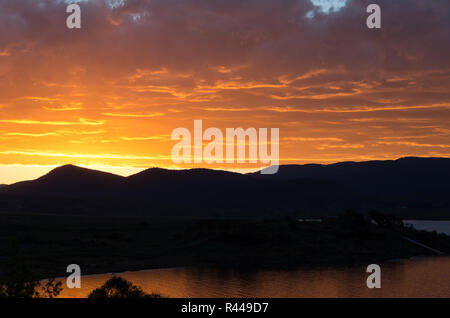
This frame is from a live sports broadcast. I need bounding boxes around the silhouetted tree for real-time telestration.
[0,245,62,298]
[369,210,404,229]
[338,209,368,226]
[88,276,161,298]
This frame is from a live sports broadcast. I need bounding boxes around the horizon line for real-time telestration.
[1,155,449,186]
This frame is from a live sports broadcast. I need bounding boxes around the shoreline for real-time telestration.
[1,214,449,282]
[51,255,450,298]
[44,254,450,282]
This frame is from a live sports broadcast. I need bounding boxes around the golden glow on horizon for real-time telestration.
[0,0,449,183]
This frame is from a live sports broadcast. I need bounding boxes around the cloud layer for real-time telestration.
[0,0,449,181]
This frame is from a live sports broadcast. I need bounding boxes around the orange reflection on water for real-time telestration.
[55,257,450,298]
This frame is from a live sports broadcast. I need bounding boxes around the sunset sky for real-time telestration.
[0,0,449,183]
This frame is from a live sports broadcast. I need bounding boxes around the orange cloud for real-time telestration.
[102,112,165,118]
[0,0,448,182]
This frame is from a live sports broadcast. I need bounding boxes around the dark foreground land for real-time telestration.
[0,211,449,280]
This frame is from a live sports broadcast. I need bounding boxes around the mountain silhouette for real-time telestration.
[4,164,125,196]
[0,157,449,218]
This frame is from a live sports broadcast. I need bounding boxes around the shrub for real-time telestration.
[0,247,62,298]
[88,276,161,298]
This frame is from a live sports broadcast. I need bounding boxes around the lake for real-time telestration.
[56,256,450,298]
[404,220,450,235]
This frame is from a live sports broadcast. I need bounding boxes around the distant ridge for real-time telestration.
[5,164,125,196]
[251,156,450,180]
[0,157,449,218]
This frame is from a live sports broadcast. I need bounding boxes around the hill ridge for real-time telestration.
[0,157,449,218]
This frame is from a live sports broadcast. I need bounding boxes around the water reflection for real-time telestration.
[57,257,450,298]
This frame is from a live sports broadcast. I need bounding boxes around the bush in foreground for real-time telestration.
[88,276,161,298]
[0,247,62,298]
